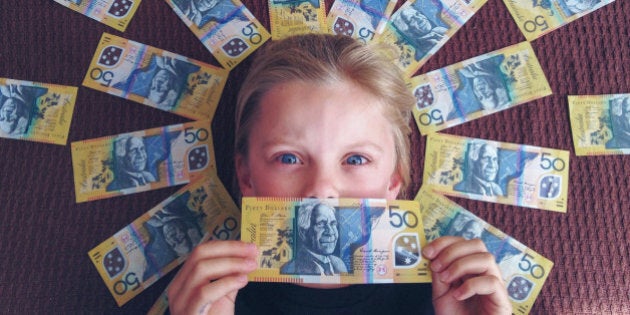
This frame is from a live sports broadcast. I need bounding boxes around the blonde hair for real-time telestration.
[235,34,415,196]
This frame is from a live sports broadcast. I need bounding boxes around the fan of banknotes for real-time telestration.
[2,0,622,314]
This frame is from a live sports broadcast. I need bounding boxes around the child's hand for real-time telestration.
[167,241,258,315]
[423,236,512,315]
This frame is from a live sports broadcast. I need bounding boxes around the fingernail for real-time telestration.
[439,270,450,283]
[452,288,464,300]
[422,246,434,258]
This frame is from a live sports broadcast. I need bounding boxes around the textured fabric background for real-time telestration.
[0,0,628,314]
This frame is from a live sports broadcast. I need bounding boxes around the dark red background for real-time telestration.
[0,0,628,313]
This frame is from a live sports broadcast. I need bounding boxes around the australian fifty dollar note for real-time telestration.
[242,197,432,284]
[502,0,615,41]
[423,133,569,212]
[71,120,214,203]
[164,0,270,70]
[53,0,141,31]
[83,33,228,121]
[88,173,241,306]
[0,78,77,145]
[568,93,630,156]
[416,187,553,315]
[374,0,488,77]
[408,41,552,135]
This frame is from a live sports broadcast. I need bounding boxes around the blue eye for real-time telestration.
[278,153,300,164]
[346,155,367,165]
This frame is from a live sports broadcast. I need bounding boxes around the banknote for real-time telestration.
[0,78,77,145]
[83,33,228,121]
[88,173,241,306]
[269,0,327,40]
[242,198,432,284]
[408,41,552,135]
[568,94,630,156]
[374,0,488,77]
[327,0,397,42]
[502,0,615,41]
[71,120,214,203]
[416,187,554,315]
[423,133,569,212]
[52,0,141,31]
[164,0,270,70]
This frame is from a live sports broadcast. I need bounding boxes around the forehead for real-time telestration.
[257,80,387,123]
[473,76,490,84]
[259,80,386,119]
[313,205,335,217]
[480,145,498,156]
[128,137,144,147]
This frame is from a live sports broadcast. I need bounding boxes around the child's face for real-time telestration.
[236,80,402,200]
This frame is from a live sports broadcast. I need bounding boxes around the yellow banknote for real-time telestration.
[269,0,327,40]
[416,187,554,315]
[503,0,615,41]
[568,94,630,156]
[242,198,432,284]
[408,41,552,135]
[164,0,271,70]
[375,0,488,77]
[71,120,215,203]
[423,133,569,212]
[83,33,228,121]
[88,173,241,306]
[53,0,141,31]
[327,0,397,42]
[0,78,77,145]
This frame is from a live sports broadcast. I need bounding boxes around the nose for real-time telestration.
[303,165,339,199]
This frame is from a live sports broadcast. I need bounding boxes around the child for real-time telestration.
[167,34,511,315]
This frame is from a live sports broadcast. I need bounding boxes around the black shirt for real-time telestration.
[235,282,435,315]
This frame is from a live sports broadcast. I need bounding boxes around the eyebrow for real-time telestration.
[344,141,387,154]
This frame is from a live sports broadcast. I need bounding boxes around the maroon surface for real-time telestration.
[0,0,628,314]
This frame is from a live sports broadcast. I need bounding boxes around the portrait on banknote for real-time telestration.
[450,215,485,240]
[605,96,630,149]
[391,0,448,61]
[453,142,506,197]
[112,56,200,111]
[448,55,511,120]
[171,0,239,28]
[106,135,159,191]
[0,84,47,137]
[279,201,348,275]
[141,192,206,281]
[441,212,485,240]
